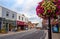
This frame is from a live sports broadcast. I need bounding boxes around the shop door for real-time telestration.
[6,23,9,32]
[9,24,12,31]
[21,26,24,30]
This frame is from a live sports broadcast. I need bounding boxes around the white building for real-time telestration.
[0,6,17,20]
[17,13,28,22]
[16,13,28,30]
[0,6,29,32]
[0,6,17,32]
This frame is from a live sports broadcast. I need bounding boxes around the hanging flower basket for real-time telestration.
[36,0,60,39]
[36,0,60,19]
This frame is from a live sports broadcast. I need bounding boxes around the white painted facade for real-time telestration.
[0,6,28,23]
[17,13,28,23]
[0,6,17,20]
[0,6,2,17]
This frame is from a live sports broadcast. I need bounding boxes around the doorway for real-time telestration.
[9,24,13,31]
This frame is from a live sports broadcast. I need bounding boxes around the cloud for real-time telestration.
[15,0,24,5]
[29,17,42,23]
[0,0,42,23]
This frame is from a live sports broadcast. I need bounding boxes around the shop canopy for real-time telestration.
[17,21,27,26]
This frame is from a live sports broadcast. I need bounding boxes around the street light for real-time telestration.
[36,0,60,39]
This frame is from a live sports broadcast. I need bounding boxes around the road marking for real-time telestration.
[40,32,46,39]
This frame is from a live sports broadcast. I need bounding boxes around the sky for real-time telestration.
[0,0,42,23]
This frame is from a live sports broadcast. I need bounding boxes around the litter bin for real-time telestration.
[52,24,59,33]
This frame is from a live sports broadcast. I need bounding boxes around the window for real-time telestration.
[22,17,23,21]
[12,14,14,18]
[6,11,9,17]
[19,16,20,20]
[25,18,26,21]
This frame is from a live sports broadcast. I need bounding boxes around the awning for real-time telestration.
[17,21,27,26]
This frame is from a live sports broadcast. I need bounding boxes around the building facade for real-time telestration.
[27,21,35,29]
[0,6,29,33]
[0,6,17,33]
[16,13,28,30]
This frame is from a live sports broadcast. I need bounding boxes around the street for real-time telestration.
[0,29,46,39]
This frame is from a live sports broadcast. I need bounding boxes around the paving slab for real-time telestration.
[52,33,60,39]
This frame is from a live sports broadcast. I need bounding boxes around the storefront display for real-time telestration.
[17,21,28,30]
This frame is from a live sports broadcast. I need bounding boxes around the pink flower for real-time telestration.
[56,12,60,15]
[57,5,60,9]
[36,0,60,19]
[36,5,44,16]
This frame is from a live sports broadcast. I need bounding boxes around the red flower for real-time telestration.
[47,10,52,13]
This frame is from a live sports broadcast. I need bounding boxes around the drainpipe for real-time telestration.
[16,20,17,31]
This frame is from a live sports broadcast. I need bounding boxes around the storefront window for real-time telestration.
[3,22,6,29]
[22,17,23,21]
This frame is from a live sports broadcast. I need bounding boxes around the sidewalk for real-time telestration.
[52,33,60,39]
[44,30,60,39]
[0,29,35,37]
[44,30,48,39]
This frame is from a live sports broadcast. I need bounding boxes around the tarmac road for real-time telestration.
[0,29,46,39]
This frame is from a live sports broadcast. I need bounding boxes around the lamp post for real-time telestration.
[36,0,60,39]
[48,15,52,39]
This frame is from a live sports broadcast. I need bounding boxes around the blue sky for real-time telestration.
[0,0,42,23]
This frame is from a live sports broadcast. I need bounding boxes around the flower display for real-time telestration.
[36,0,60,38]
[53,0,60,15]
[36,0,60,19]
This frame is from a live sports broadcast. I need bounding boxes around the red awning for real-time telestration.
[17,21,27,26]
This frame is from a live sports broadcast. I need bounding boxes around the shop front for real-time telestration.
[0,18,2,33]
[0,17,7,33]
[0,22,1,32]
[0,17,16,33]
[6,20,16,32]
[17,21,28,31]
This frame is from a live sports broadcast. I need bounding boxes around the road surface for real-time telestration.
[0,29,46,39]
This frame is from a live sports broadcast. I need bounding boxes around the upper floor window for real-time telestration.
[22,17,23,21]
[25,18,26,21]
[12,14,14,18]
[6,11,9,17]
[19,16,20,20]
